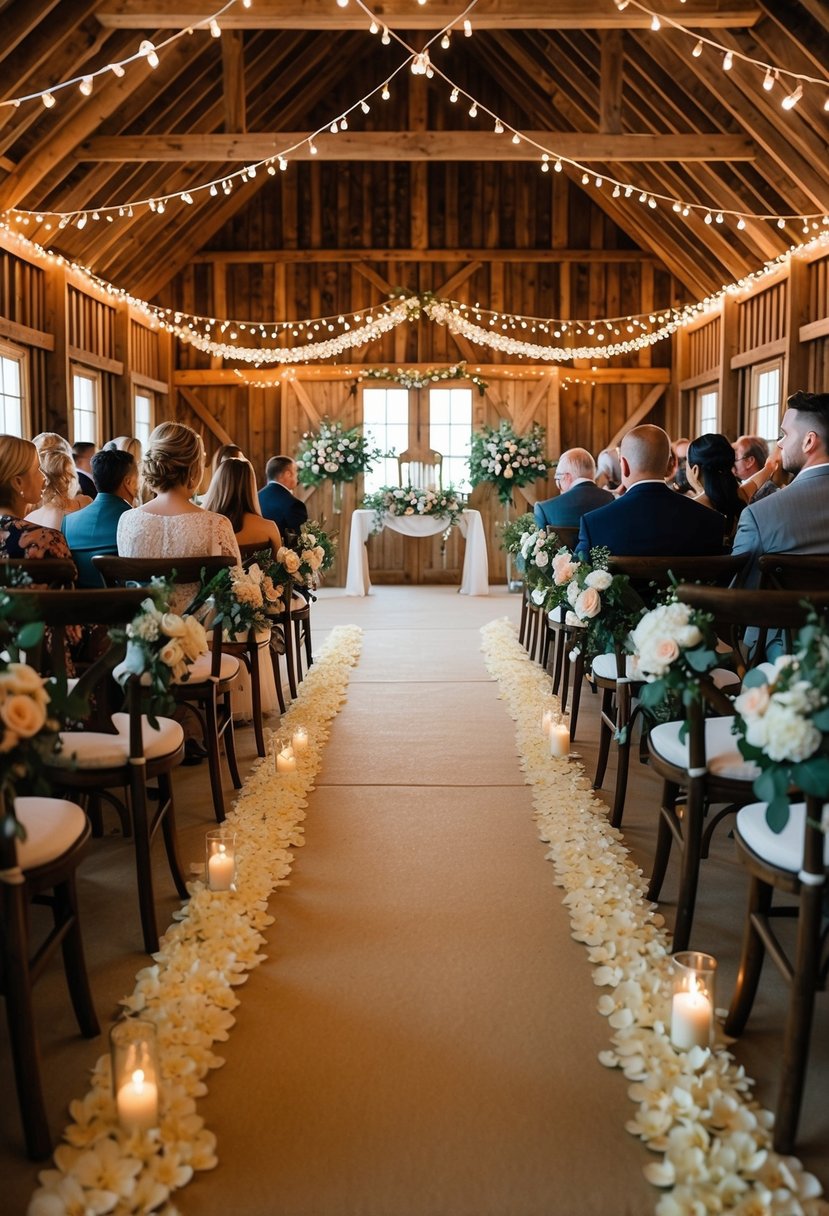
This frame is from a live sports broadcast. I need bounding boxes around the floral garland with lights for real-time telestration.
[362,484,464,534]
[480,618,825,1216]
[357,361,488,395]
[28,625,363,1216]
[296,419,384,487]
[468,419,549,504]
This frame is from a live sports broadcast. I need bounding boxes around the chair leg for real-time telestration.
[609,683,633,830]
[129,779,159,955]
[551,629,566,696]
[3,887,52,1159]
[249,648,266,758]
[203,693,226,824]
[518,592,529,647]
[569,652,585,739]
[220,691,243,790]
[157,772,188,900]
[647,781,679,903]
[303,616,313,670]
[724,875,772,1037]
[54,876,99,1038]
[774,883,824,1154]
[671,783,706,953]
[560,646,571,712]
[283,613,299,700]
[593,687,614,790]
[293,617,304,684]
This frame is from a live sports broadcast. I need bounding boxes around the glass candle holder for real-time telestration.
[291,725,309,755]
[540,701,555,738]
[670,951,716,1050]
[205,828,236,891]
[111,1019,160,1133]
[549,712,570,758]
[273,737,297,774]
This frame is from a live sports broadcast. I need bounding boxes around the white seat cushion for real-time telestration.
[14,797,87,870]
[736,801,829,872]
[592,653,637,681]
[56,715,184,768]
[183,653,240,683]
[547,606,565,623]
[650,715,761,781]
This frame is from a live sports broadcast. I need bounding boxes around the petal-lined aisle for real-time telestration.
[180,587,653,1216]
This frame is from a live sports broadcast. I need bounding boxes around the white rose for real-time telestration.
[762,703,822,763]
[534,551,549,569]
[585,569,612,591]
[567,580,581,606]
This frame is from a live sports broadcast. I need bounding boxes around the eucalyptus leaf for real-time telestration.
[765,795,791,834]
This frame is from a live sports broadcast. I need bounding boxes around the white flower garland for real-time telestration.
[480,618,827,1216]
[28,625,363,1216]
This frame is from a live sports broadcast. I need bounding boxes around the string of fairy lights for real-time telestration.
[3,218,828,368]
[1,0,827,236]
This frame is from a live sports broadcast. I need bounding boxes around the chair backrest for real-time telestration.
[550,525,579,550]
[92,555,235,590]
[0,558,78,587]
[676,583,829,642]
[607,554,746,594]
[398,450,443,491]
[758,553,829,592]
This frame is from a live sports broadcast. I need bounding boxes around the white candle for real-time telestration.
[541,708,555,737]
[116,1068,158,1132]
[292,727,309,754]
[207,844,235,891]
[276,746,297,773]
[671,984,712,1050]
[550,723,570,758]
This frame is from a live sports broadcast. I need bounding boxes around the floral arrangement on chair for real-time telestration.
[626,595,720,719]
[362,484,463,534]
[296,419,383,488]
[500,512,537,557]
[113,580,208,721]
[733,614,829,832]
[468,420,548,505]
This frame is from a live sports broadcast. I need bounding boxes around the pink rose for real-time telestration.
[655,638,680,665]
[575,587,601,619]
[735,683,770,719]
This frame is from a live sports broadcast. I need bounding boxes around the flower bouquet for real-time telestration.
[295,520,337,578]
[296,420,383,489]
[626,595,719,723]
[468,420,548,505]
[362,484,463,534]
[500,512,537,559]
[733,614,829,831]
[112,579,208,723]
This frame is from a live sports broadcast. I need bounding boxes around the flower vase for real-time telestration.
[331,481,344,515]
[503,497,522,593]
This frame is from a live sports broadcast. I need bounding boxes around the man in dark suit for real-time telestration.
[732,390,829,586]
[534,447,614,530]
[72,440,98,499]
[62,448,136,586]
[258,455,308,544]
[576,424,725,558]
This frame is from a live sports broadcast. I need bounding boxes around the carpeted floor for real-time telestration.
[2,586,827,1216]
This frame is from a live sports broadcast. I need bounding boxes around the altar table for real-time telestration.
[345,509,489,596]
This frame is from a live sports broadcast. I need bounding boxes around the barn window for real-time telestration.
[0,341,28,436]
[134,389,153,446]
[748,359,782,443]
[695,386,718,435]
[71,366,100,445]
[361,386,409,494]
[428,386,472,493]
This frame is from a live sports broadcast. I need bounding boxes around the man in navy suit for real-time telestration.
[577,425,725,559]
[534,448,614,531]
[732,390,829,585]
[258,455,308,544]
[72,440,98,499]
[62,448,136,586]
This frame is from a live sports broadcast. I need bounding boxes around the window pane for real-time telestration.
[696,388,718,435]
[134,392,152,446]
[0,351,25,435]
[749,362,781,443]
[72,370,99,444]
[429,387,472,493]
[362,387,409,494]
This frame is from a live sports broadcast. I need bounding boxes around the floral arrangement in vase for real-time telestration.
[296,420,383,489]
[113,580,209,721]
[733,613,829,831]
[362,484,464,534]
[468,420,548,505]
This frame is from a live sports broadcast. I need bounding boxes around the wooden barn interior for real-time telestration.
[2,3,829,1214]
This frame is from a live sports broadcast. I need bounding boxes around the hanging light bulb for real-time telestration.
[79,76,94,96]
[648,196,657,208]
[109,62,125,77]
[337,0,349,6]
[41,91,56,108]
[369,20,378,33]
[209,184,218,196]
[361,100,370,113]
[781,84,803,110]
[381,26,390,44]
[309,140,318,154]
[381,83,390,100]
[650,14,661,31]
[582,172,590,184]
[613,185,621,197]
[511,132,520,144]
[737,217,746,229]
[450,87,459,102]
[139,40,159,68]
[76,213,87,229]
[340,115,348,129]
[692,39,703,57]
[464,19,472,36]
[441,33,450,49]
[468,102,477,117]
[494,118,503,133]
[763,68,774,91]
[722,50,733,70]
[715,212,724,223]
[209,18,221,37]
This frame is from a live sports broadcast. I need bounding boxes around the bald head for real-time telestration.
[620,425,673,485]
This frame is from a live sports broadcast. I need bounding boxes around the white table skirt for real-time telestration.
[345,509,489,596]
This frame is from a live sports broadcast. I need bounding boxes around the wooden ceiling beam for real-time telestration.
[76,132,757,162]
[94,0,762,30]
[222,30,246,134]
[191,247,661,264]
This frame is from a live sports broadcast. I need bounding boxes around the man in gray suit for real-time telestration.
[732,390,829,585]
[534,447,613,530]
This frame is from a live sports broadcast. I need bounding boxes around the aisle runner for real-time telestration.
[481,619,826,1216]
[29,625,362,1216]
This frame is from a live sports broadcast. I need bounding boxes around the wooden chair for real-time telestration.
[398,449,443,491]
[237,541,309,711]
[724,791,828,1153]
[0,558,77,587]
[92,556,242,825]
[10,586,187,955]
[1,794,99,1158]
[592,555,745,827]
[758,554,829,658]
[647,585,829,953]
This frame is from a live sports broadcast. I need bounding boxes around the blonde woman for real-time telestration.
[117,421,240,612]
[26,445,91,529]
[0,434,73,560]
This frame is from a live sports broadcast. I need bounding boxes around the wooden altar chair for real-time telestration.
[397,449,443,491]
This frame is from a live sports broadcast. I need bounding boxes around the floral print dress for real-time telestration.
[0,514,73,562]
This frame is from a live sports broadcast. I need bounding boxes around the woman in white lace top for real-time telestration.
[117,421,240,612]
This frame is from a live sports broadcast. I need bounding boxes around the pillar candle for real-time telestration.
[207,844,235,891]
[670,985,713,1050]
[550,723,570,758]
[292,727,309,754]
[116,1069,159,1132]
[276,746,297,774]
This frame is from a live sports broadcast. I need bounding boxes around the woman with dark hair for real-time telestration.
[202,457,282,555]
[210,443,244,476]
[686,432,777,540]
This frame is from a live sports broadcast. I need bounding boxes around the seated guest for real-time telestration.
[0,435,73,561]
[669,436,692,494]
[686,432,779,543]
[534,448,613,530]
[62,448,137,586]
[211,443,244,475]
[118,421,240,612]
[595,447,622,492]
[259,455,308,544]
[732,390,829,586]
[733,434,779,503]
[26,444,91,530]
[576,424,725,558]
[203,457,283,557]
[103,437,144,504]
[72,440,98,499]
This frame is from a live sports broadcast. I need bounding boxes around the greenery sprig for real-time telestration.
[358,361,487,395]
